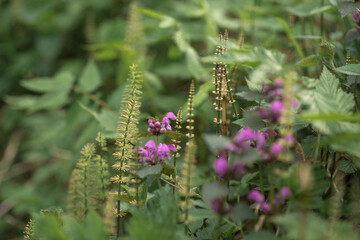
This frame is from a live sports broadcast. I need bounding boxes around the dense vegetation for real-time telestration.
[1,0,360,239]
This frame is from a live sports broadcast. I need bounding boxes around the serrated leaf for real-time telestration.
[338,1,360,18]
[337,159,358,174]
[236,91,265,101]
[335,64,360,76]
[297,55,321,67]
[305,67,359,134]
[21,72,74,93]
[233,110,266,130]
[78,60,102,92]
[137,164,163,179]
[29,91,69,112]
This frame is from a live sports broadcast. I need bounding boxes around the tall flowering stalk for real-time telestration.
[186,81,195,140]
[212,31,238,135]
[179,140,196,227]
[111,65,143,237]
[171,109,182,187]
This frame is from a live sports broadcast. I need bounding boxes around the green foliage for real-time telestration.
[302,67,358,135]
[126,186,186,240]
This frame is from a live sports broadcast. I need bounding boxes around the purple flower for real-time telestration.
[248,190,264,204]
[157,143,177,163]
[354,10,360,23]
[258,108,268,119]
[260,202,271,212]
[137,140,157,163]
[291,98,299,108]
[214,156,229,178]
[147,112,176,136]
[274,78,283,88]
[284,134,296,146]
[270,100,283,117]
[165,112,176,120]
[271,142,283,156]
[274,187,291,206]
[211,198,222,213]
[262,128,277,140]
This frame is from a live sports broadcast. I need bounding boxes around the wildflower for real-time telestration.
[211,198,222,213]
[260,202,271,212]
[274,187,291,206]
[354,10,359,23]
[270,100,283,119]
[157,143,177,163]
[137,140,157,163]
[214,156,229,178]
[147,112,177,135]
[247,190,264,204]
[270,142,283,156]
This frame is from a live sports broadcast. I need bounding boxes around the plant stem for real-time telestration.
[259,163,264,195]
[268,163,275,205]
[314,133,321,162]
[216,213,224,240]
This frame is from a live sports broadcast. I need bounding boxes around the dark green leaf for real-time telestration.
[137,164,163,179]
[243,230,277,240]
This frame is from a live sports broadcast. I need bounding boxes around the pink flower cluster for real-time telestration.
[258,78,298,124]
[135,140,177,165]
[213,155,246,179]
[247,187,291,213]
[148,112,176,136]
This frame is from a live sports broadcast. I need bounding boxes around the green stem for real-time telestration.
[215,213,224,240]
[314,133,321,162]
[259,163,264,195]
[268,163,275,205]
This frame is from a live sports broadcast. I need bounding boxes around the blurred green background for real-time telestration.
[0,0,358,238]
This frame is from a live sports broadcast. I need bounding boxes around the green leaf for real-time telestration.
[289,2,335,17]
[277,18,304,58]
[137,164,163,179]
[173,30,189,52]
[243,230,277,240]
[335,64,360,76]
[229,202,255,222]
[5,95,39,109]
[337,159,358,174]
[203,134,231,153]
[78,60,102,92]
[186,47,205,79]
[296,55,321,67]
[300,112,360,122]
[304,67,359,135]
[202,182,228,205]
[233,110,266,130]
[21,72,74,93]
[84,211,106,240]
[338,1,360,18]
[236,91,265,101]
[161,163,174,176]
[272,212,328,240]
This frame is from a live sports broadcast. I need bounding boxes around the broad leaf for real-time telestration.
[78,60,102,92]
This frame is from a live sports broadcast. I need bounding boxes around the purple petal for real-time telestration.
[271,142,283,156]
[168,144,177,152]
[260,202,271,212]
[165,112,176,120]
[248,190,264,204]
[214,157,228,178]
